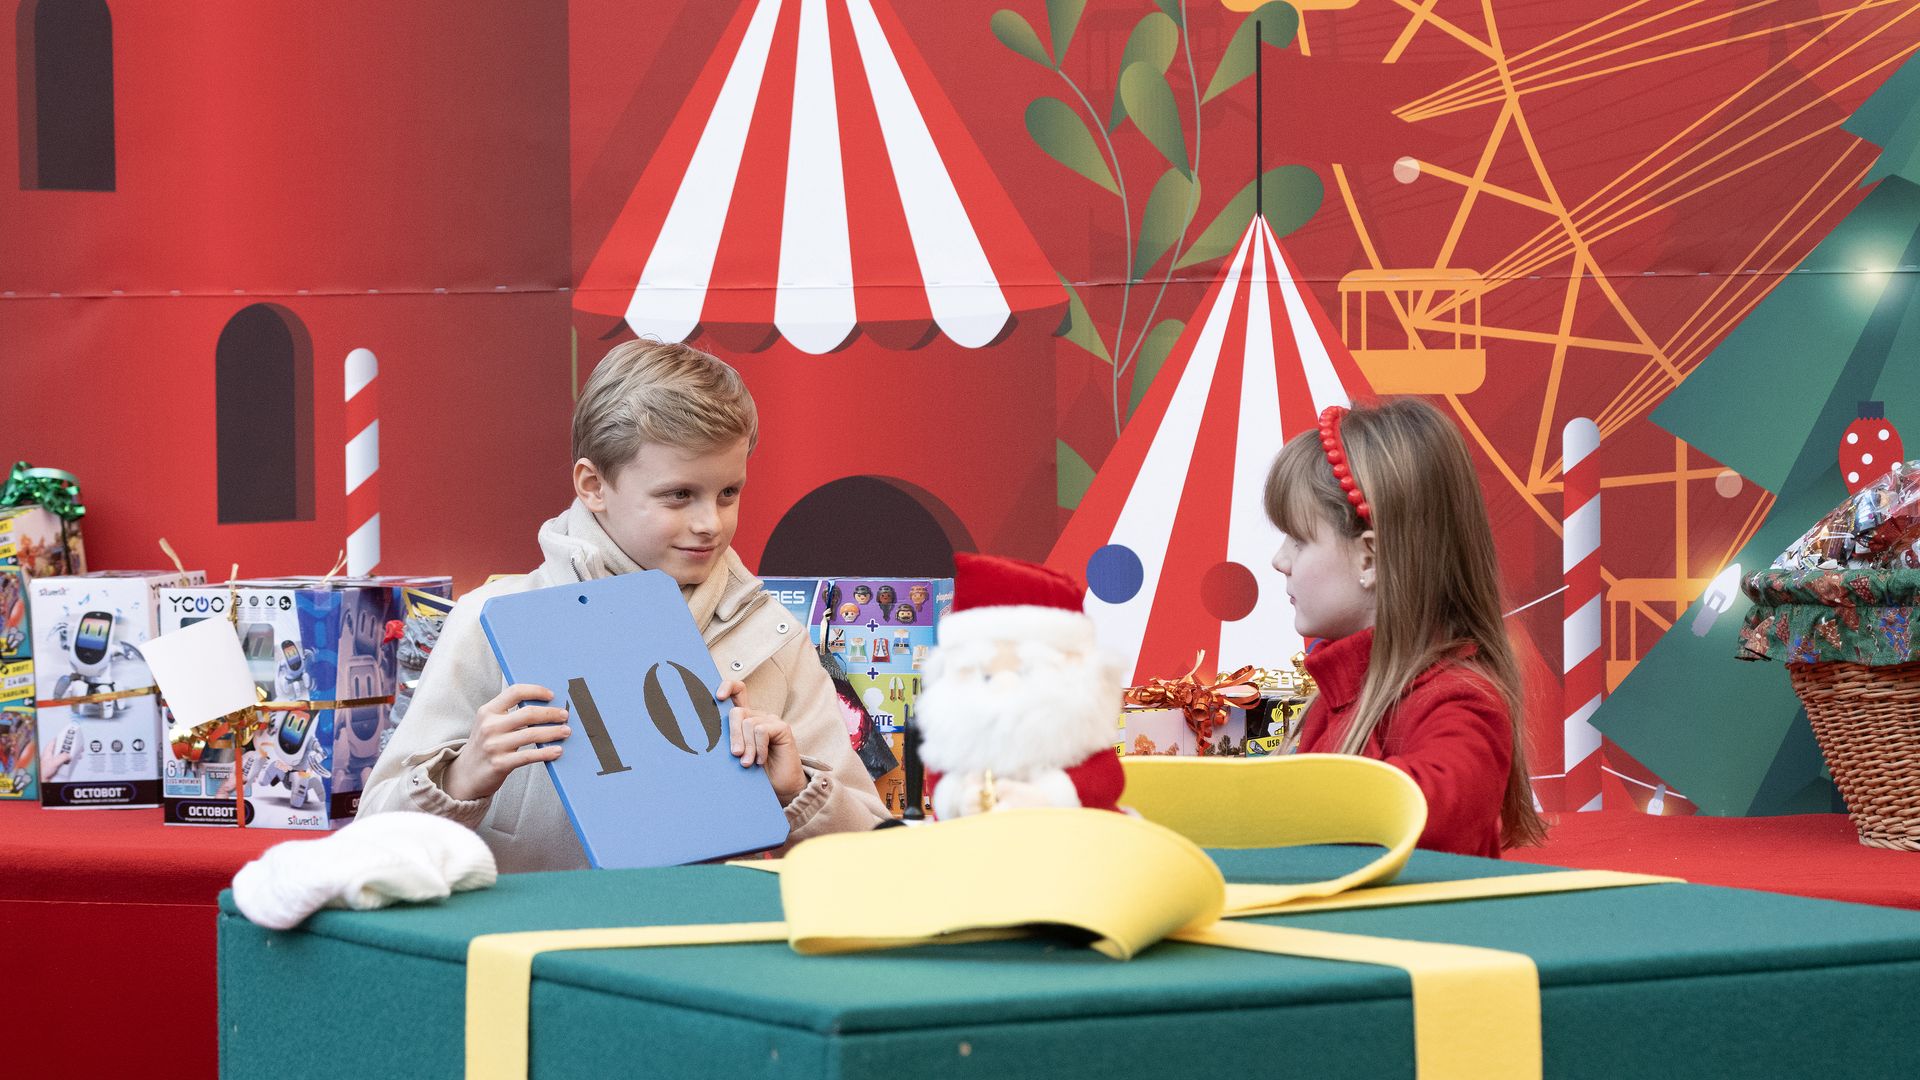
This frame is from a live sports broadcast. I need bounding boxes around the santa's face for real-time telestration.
[916,635,1123,778]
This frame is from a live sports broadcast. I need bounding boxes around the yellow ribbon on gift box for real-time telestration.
[466,756,1676,1080]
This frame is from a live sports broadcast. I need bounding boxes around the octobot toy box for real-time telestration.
[156,576,450,829]
[30,570,206,808]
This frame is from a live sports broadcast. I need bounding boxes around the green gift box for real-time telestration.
[219,845,1920,1078]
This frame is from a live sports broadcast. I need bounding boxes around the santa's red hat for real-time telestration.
[941,552,1098,652]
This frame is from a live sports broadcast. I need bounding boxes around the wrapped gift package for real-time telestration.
[1775,459,1920,570]
[1121,704,1249,756]
[157,575,450,828]
[30,570,206,808]
[219,845,1920,1079]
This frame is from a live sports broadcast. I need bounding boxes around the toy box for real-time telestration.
[0,658,34,798]
[0,504,85,582]
[391,587,455,730]
[761,577,948,816]
[1,504,86,662]
[845,669,929,816]
[156,575,450,828]
[30,570,205,807]
[814,578,951,678]
[1120,704,1251,757]
[1,567,28,659]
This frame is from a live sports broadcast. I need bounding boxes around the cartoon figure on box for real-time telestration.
[838,602,860,623]
[275,638,317,702]
[220,709,331,810]
[852,585,872,606]
[1,713,36,793]
[332,654,385,789]
[909,584,929,608]
[877,585,896,610]
[894,604,916,624]
[50,610,138,718]
[0,573,24,656]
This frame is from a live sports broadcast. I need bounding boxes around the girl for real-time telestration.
[1267,397,1546,856]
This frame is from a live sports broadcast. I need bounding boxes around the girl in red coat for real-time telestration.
[1266,398,1547,857]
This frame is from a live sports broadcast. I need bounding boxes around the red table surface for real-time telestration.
[1,800,323,1077]
[1511,809,1920,909]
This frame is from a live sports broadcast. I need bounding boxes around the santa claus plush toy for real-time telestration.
[917,553,1127,818]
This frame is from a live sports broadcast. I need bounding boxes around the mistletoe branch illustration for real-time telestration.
[993,0,1320,463]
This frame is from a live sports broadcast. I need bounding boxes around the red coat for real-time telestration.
[1295,629,1512,859]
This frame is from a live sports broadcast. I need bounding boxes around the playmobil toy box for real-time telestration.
[29,570,205,808]
[845,669,930,816]
[156,575,450,829]
[0,658,34,798]
[761,577,948,817]
[811,578,951,677]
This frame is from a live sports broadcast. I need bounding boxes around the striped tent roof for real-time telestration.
[576,0,1062,353]
[1047,217,1373,683]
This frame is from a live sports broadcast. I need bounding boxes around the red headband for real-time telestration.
[1317,405,1373,525]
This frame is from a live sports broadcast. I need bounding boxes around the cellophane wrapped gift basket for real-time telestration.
[1739,461,1920,849]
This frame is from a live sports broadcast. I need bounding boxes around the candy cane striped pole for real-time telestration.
[1563,418,1604,812]
[344,349,380,577]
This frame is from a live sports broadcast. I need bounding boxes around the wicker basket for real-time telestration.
[1788,660,1920,850]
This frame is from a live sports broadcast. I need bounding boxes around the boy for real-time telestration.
[359,340,889,871]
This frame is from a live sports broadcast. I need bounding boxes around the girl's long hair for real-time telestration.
[1265,398,1547,848]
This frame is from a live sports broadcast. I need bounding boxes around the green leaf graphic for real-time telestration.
[1058,439,1096,510]
[1027,97,1119,194]
[1108,11,1181,130]
[1203,2,1299,104]
[1131,319,1185,415]
[991,9,1053,68]
[1136,168,1199,273]
[1175,165,1322,269]
[1046,0,1088,65]
[1120,62,1190,178]
[1055,276,1113,363]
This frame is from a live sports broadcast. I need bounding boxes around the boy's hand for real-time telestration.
[718,680,805,805]
[445,684,571,802]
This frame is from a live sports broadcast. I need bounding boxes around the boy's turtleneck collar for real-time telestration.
[1302,626,1374,711]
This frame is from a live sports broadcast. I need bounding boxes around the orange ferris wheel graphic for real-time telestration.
[1310,0,1920,808]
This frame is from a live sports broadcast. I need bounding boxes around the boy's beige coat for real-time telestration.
[359,500,889,871]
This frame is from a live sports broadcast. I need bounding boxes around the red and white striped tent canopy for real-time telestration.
[576,0,1062,353]
[1047,218,1373,684]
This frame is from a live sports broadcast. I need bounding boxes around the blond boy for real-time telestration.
[359,341,888,871]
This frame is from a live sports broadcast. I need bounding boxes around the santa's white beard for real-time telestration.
[916,640,1124,778]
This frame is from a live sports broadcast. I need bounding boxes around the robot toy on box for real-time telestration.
[223,710,331,812]
[50,611,140,718]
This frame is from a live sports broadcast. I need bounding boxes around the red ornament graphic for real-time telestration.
[1840,401,1903,494]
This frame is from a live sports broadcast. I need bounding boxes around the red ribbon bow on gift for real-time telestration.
[1123,652,1264,746]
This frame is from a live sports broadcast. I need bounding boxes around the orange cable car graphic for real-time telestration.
[1336,268,1487,396]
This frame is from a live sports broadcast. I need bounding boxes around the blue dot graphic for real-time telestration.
[1087,544,1145,604]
